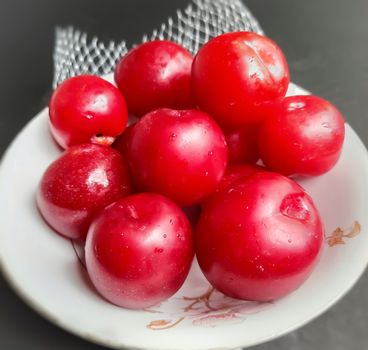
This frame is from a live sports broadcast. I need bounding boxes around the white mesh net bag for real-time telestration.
[53,0,263,88]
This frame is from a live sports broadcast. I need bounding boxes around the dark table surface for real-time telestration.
[1,1,367,349]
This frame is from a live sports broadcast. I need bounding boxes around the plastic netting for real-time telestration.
[53,0,263,88]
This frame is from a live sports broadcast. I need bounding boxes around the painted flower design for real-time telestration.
[147,287,272,330]
[326,221,361,247]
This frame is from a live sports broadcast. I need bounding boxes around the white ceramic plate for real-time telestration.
[1,79,368,350]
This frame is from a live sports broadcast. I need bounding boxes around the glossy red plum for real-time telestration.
[259,95,345,176]
[85,193,194,309]
[224,125,260,164]
[37,144,132,240]
[192,32,289,127]
[115,41,194,117]
[49,75,128,149]
[196,172,324,301]
[125,108,228,206]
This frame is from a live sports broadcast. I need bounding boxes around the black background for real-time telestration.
[0,1,367,349]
